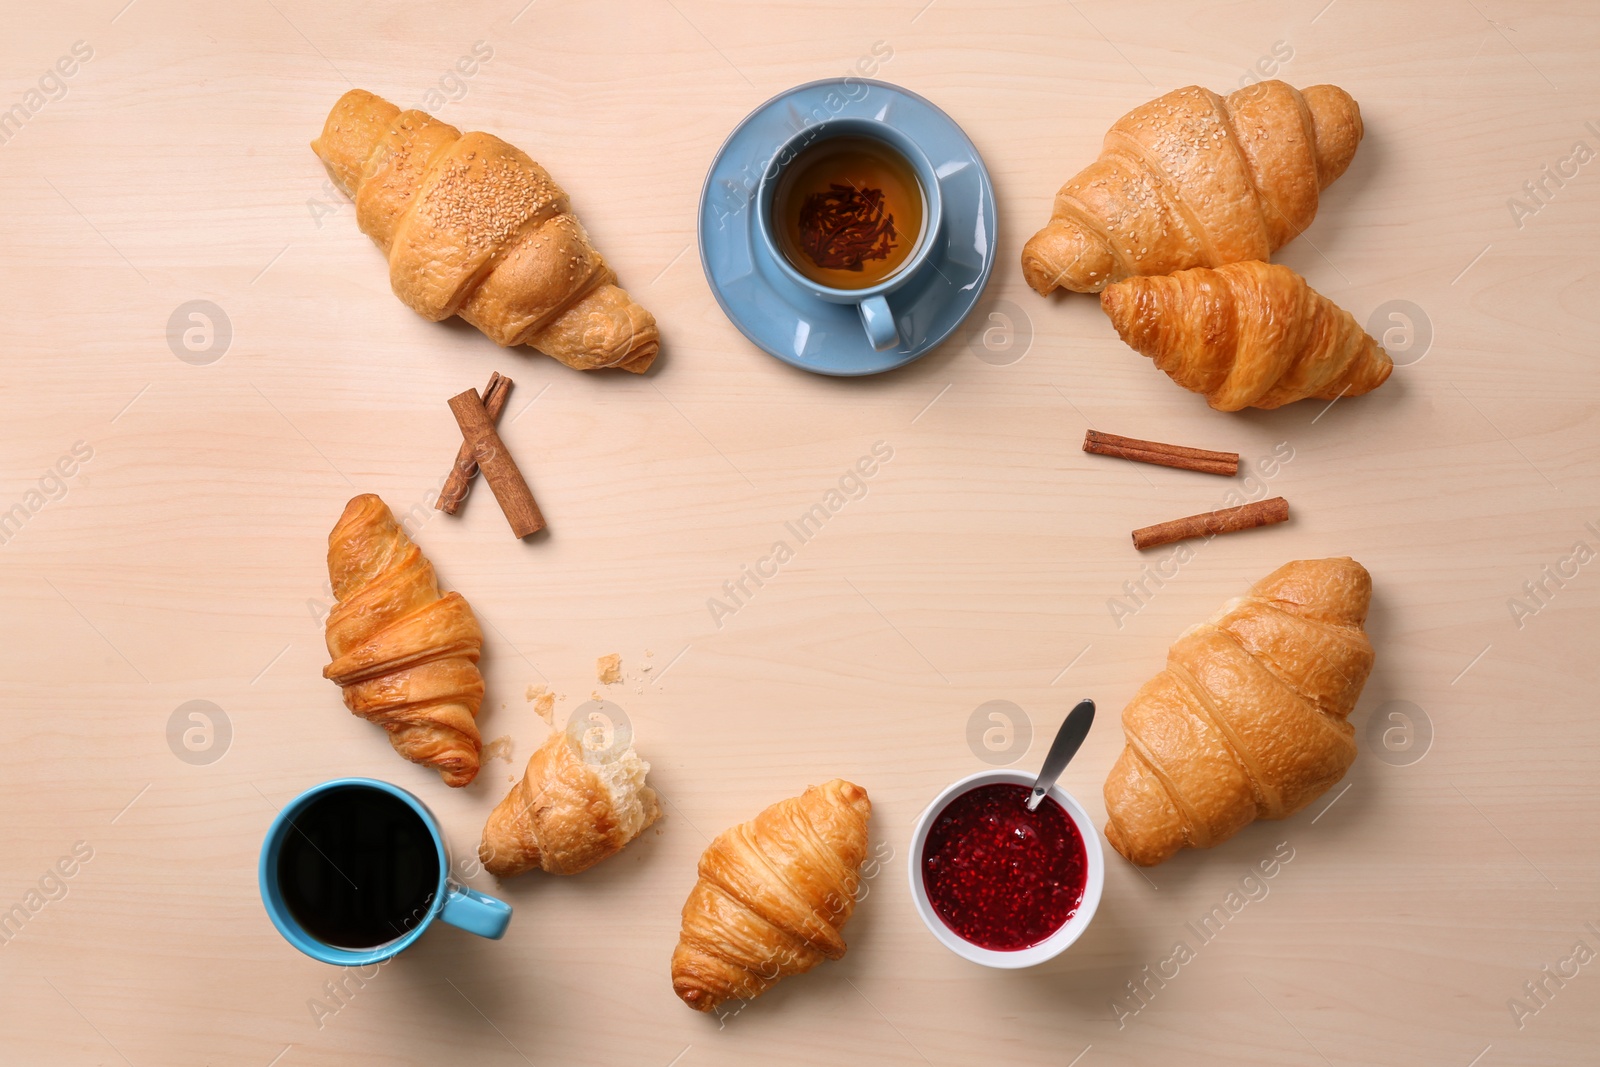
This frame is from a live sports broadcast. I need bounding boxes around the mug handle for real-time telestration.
[438,882,512,940]
[858,295,899,352]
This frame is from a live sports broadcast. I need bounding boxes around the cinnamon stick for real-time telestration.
[1084,430,1239,476]
[1132,496,1289,551]
[447,388,545,538]
[437,372,513,514]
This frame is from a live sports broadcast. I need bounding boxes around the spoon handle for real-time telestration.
[1027,699,1096,811]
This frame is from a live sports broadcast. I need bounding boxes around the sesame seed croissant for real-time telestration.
[1021,81,1362,295]
[1104,558,1375,866]
[312,89,658,372]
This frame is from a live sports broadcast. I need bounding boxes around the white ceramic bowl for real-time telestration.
[907,769,1105,968]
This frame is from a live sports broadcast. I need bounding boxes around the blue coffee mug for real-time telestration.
[755,116,945,352]
[259,777,510,965]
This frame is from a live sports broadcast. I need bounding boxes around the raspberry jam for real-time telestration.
[921,783,1087,951]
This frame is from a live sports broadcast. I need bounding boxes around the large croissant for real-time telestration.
[1101,260,1393,410]
[1104,558,1375,867]
[312,89,659,373]
[322,494,484,787]
[480,725,659,877]
[1022,81,1362,295]
[671,780,871,1013]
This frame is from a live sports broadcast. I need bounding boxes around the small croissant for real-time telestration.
[1103,558,1375,866]
[672,780,871,1013]
[312,89,658,373]
[480,724,659,877]
[322,494,484,786]
[1022,81,1362,295]
[1100,260,1393,410]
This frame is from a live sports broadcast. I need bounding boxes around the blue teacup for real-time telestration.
[259,777,510,965]
[755,117,945,352]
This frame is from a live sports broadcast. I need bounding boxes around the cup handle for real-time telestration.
[438,882,512,940]
[858,295,899,352]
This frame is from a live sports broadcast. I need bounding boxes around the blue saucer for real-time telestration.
[698,79,998,376]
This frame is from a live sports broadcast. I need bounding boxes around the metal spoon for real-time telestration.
[1026,698,1096,811]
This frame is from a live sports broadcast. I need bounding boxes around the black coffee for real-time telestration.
[278,787,440,949]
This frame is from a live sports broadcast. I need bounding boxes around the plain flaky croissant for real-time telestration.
[672,780,871,1013]
[1103,558,1375,867]
[479,723,659,877]
[311,89,659,373]
[322,494,484,787]
[1101,260,1393,410]
[1021,81,1362,295]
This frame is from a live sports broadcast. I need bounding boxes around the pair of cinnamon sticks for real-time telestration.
[438,371,544,537]
[1083,429,1289,550]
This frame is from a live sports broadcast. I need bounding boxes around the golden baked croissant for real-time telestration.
[480,721,659,877]
[1022,81,1363,295]
[672,779,871,1013]
[322,494,484,786]
[311,89,659,373]
[1104,558,1375,866]
[1101,260,1393,410]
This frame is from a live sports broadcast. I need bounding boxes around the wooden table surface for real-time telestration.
[4,1,1598,1064]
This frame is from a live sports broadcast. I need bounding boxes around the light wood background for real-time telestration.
[2,1,1597,1064]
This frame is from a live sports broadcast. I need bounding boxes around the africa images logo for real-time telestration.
[0,41,93,147]
[706,442,894,628]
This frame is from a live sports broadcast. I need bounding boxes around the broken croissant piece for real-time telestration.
[1022,80,1362,295]
[311,89,659,372]
[479,718,659,877]
[322,494,484,787]
[671,779,871,1013]
[1103,558,1375,866]
[1101,260,1393,411]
